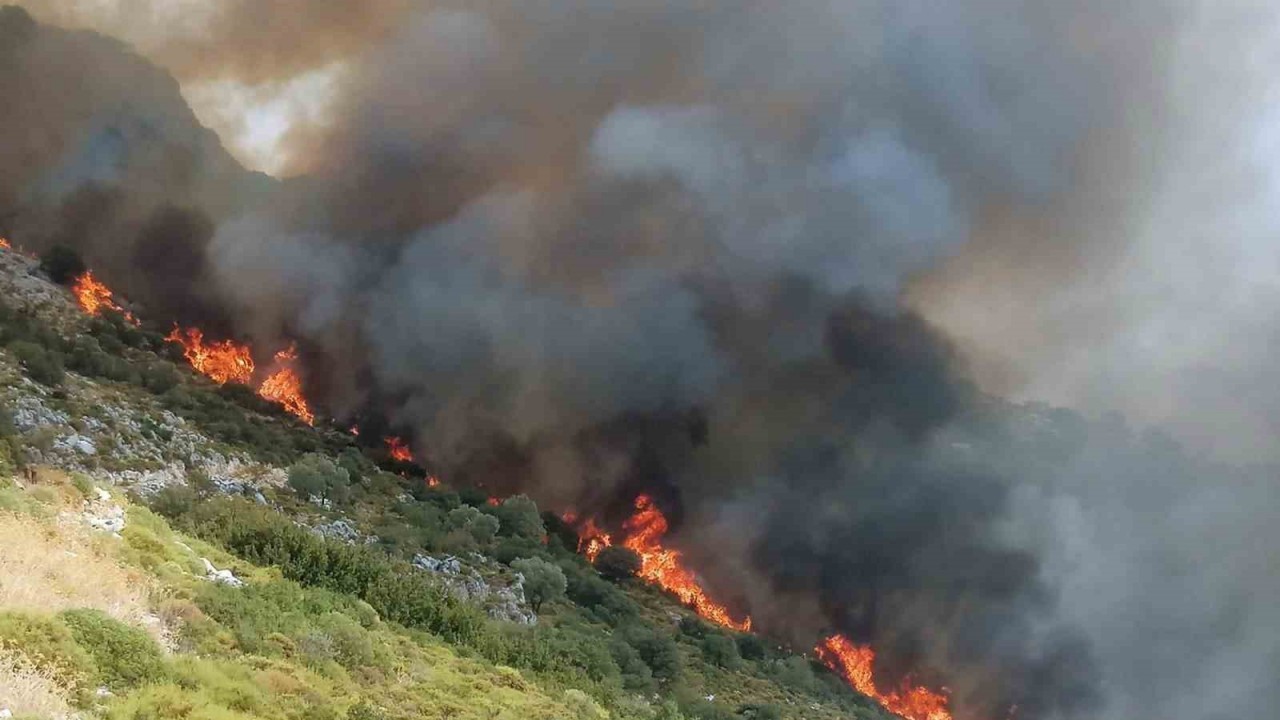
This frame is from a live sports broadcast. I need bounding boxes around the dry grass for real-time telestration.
[0,511,160,638]
[0,648,73,718]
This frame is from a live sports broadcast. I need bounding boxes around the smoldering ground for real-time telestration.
[5,1,1280,718]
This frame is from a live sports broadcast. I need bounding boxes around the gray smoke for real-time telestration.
[6,2,1280,718]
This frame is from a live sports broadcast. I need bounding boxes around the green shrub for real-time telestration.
[70,472,94,499]
[736,633,767,661]
[0,612,97,697]
[346,700,386,720]
[510,557,566,613]
[141,362,180,394]
[700,633,741,670]
[595,546,642,582]
[0,400,15,437]
[60,609,168,689]
[287,454,351,506]
[150,485,197,519]
[492,495,544,540]
[617,623,681,682]
[9,340,64,386]
[447,506,500,544]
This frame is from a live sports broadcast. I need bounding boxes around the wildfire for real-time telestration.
[619,495,752,632]
[576,517,613,562]
[0,238,9,250]
[258,345,315,425]
[72,271,137,325]
[166,327,255,385]
[816,635,954,720]
[385,436,413,462]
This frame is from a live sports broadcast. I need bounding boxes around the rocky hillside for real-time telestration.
[0,242,893,720]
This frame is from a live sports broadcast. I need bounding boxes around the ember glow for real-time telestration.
[817,635,954,720]
[0,238,9,250]
[385,436,413,462]
[619,496,752,632]
[72,271,137,324]
[258,345,315,425]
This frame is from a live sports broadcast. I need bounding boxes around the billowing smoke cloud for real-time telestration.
[4,2,1280,719]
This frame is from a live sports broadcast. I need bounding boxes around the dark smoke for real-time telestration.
[5,3,1280,719]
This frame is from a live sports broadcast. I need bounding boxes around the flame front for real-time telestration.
[619,496,752,632]
[166,327,256,385]
[73,271,137,325]
[258,345,315,425]
[385,436,413,462]
[816,635,954,720]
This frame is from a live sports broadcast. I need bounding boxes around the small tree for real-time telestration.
[594,545,642,582]
[448,506,500,544]
[701,632,742,670]
[38,245,86,285]
[9,341,64,387]
[511,556,566,613]
[494,495,545,540]
[287,454,351,505]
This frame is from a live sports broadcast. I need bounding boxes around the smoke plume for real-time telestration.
[4,2,1280,718]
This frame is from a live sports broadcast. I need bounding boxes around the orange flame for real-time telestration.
[72,271,137,325]
[258,345,315,425]
[166,326,256,385]
[576,517,613,562]
[0,238,10,250]
[426,475,441,488]
[816,635,954,720]
[620,495,752,632]
[385,436,413,462]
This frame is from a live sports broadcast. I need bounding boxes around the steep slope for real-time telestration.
[0,242,892,719]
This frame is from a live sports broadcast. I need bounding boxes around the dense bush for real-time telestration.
[510,557,566,613]
[60,609,168,689]
[0,611,97,699]
[492,495,544,540]
[595,546,642,582]
[287,453,352,505]
[617,624,681,682]
[736,632,767,661]
[560,560,638,626]
[448,505,500,544]
[9,340,65,386]
[700,633,741,670]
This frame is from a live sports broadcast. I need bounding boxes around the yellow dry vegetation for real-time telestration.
[0,507,162,642]
[0,647,73,718]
